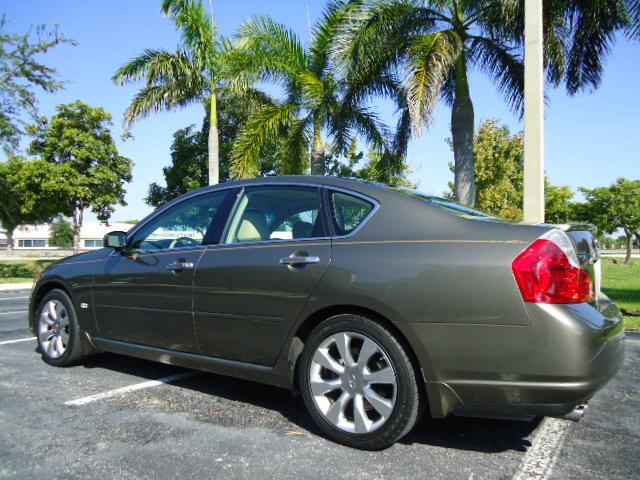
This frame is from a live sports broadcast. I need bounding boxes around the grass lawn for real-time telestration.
[0,259,56,284]
[601,258,640,330]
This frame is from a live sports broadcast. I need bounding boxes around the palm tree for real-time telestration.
[113,0,226,185]
[334,0,533,206]
[229,2,388,178]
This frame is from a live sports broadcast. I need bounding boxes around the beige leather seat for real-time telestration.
[236,211,268,242]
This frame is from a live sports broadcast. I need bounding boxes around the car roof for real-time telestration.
[193,175,391,196]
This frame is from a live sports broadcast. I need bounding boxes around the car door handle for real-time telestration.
[279,255,320,266]
[166,261,194,271]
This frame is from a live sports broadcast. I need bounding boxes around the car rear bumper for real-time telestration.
[417,293,625,419]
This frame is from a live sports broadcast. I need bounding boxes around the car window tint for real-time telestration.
[330,191,374,236]
[224,186,325,244]
[129,191,228,251]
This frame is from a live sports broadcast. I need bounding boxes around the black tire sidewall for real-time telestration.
[299,314,421,450]
[37,289,83,367]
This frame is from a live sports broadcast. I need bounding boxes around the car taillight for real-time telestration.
[512,229,595,304]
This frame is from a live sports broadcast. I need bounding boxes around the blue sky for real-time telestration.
[5,0,640,221]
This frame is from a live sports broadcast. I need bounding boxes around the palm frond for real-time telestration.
[333,0,424,76]
[628,0,640,39]
[236,15,308,76]
[112,49,204,89]
[122,84,202,127]
[231,102,300,178]
[298,72,328,108]
[280,118,311,175]
[469,35,524,116]
[477,0,568,90]
[563,0,627,94]
[404,29,463,134]
[367,149,408,186]
[161,0,217,68]
[309,0,363,76]
[329,103,389,155]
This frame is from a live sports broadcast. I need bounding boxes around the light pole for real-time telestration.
[523,0,545,224]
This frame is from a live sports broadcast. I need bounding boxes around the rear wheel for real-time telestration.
[37,289,84,367]
[299,314,422,450]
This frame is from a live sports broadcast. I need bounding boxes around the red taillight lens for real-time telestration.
[512,235,594,304]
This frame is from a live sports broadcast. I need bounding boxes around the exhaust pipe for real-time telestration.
[563,403,588,422]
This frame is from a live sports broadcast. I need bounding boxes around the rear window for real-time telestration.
[330,191,375,235]
[393,189,501,220]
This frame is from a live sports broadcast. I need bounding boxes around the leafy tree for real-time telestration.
[447,119,573,222]
[577,178,640,265]
[27,101,132,251]
[146,122,209,208]
[0,16,75,152]
[114,0,234,185]
[229,4,388,178]
[463,119,524,221]
[545,182,574,224]
[0,157,74,253]
[48,217,74,248]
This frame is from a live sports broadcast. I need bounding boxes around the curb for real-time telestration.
[0,283,33,291]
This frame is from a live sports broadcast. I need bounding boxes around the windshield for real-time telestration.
[393,189,502,220]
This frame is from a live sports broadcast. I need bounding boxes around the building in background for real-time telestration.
[0,222,135,251]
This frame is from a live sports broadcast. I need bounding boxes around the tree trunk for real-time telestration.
[625,230,633,265]
[310,120,325,176]
[451,55,476,206]
[208,90,220,185]
[73,204,83,253]
[5,228,14,255]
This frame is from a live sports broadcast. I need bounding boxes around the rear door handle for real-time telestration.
[166,261,194,271]
[279,255,320,266]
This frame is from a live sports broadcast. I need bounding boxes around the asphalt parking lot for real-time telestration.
[1,288,638,479]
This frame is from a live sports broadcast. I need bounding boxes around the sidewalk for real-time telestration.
[0,283,33,291]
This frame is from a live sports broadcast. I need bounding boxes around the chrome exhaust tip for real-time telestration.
[564,403,588,422]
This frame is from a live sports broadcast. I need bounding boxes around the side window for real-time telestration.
[224,186,325,244]
[330,191,375,236]
[129,191,229,252]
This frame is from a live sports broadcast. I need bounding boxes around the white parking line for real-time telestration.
[0,337,35,345]
[512,417,572,480]
[0,310,28,316]
[0,296,29,301]
[64,371,198,406]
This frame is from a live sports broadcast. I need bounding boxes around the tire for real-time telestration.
[298,314,422,450]
[36,289,84,367]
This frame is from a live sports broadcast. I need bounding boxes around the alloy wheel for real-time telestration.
[308,331,397,434]
[38,300,70,359]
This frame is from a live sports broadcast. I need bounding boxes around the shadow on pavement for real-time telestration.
[80,352,539,453]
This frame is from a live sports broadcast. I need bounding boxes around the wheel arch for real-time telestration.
[29,280,74,334]
[286,304,430,404]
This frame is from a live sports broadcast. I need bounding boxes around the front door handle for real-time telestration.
[279,255,320,266]
[166,261,194,271]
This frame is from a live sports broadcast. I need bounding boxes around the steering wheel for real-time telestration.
[169,236,199,249]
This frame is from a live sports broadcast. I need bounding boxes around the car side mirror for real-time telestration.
[103,231,127,250]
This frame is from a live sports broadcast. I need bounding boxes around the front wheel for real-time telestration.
[298,314,423,450]
[36,289,85,367]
